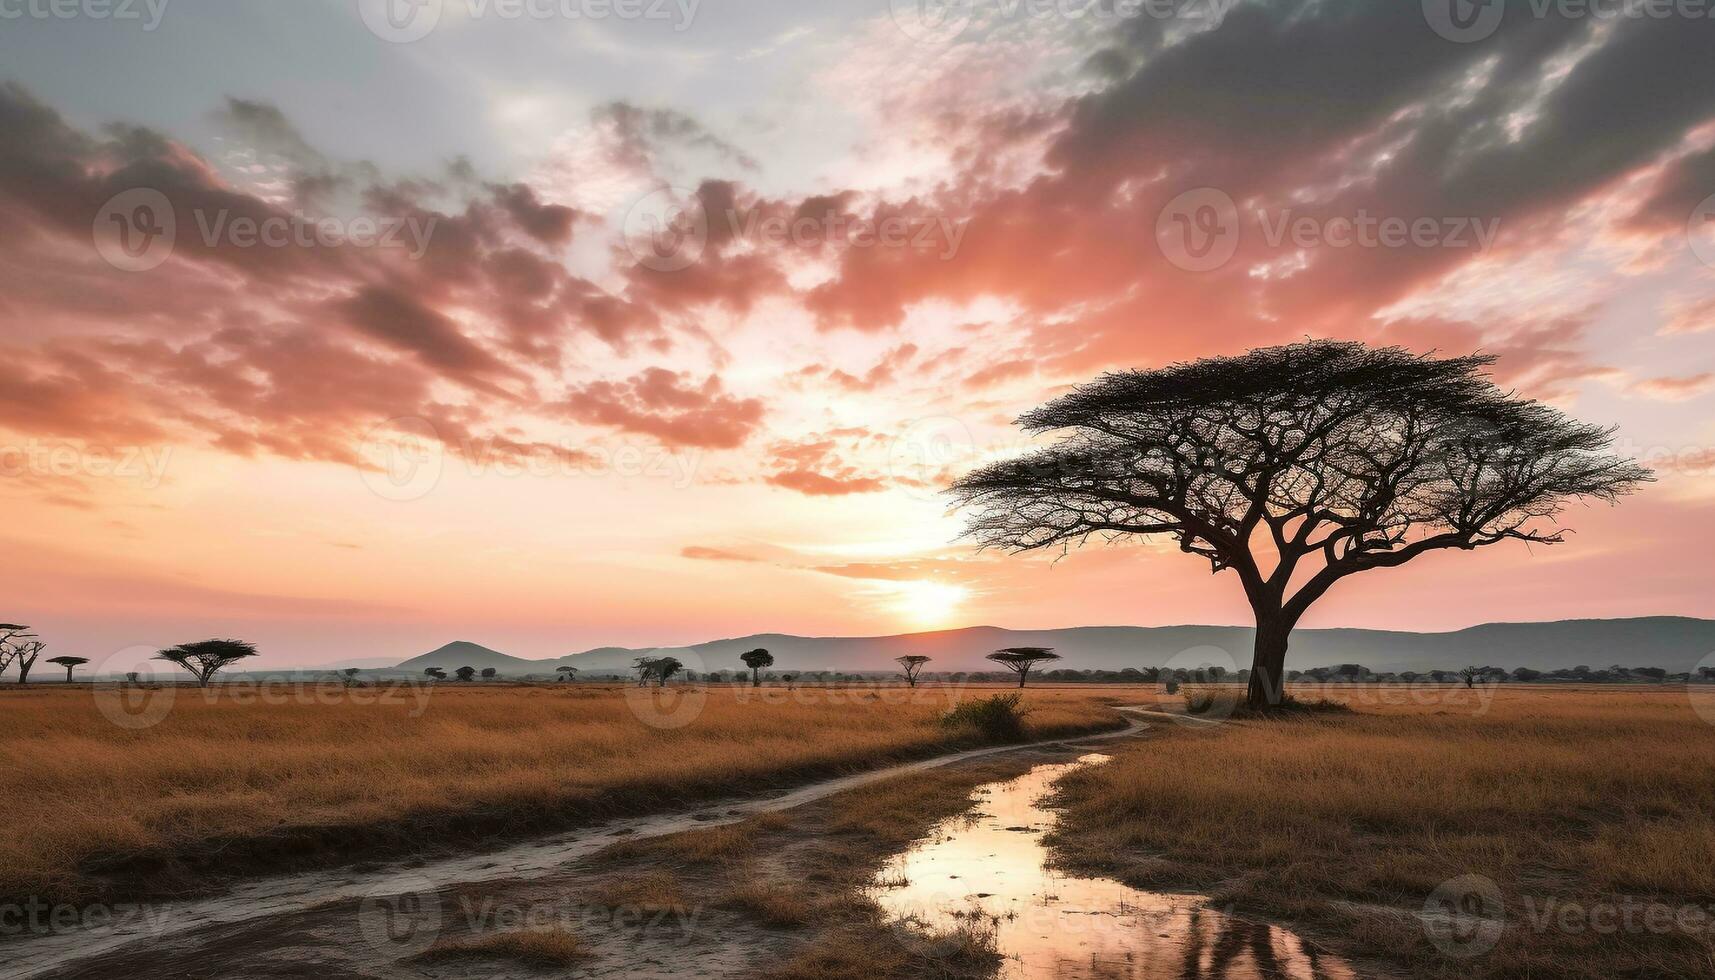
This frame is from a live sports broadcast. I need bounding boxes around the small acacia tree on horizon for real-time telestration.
[8,639,45,684]
[0,624,29,680]
[652,657,685,687]
[741,648,774,688]
[155,639,258,688]
[897,655,932,688]
[557,666,578,683]
[454,666,477,682]
[950,342,1650,710]
[48,656,89,682]
[987,648,1060,688]
[425,667,447,681]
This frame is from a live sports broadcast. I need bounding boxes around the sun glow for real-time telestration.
[889,580,971,627]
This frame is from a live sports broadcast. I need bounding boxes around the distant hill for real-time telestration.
[397,641,537,672]
[387,617,1715,675]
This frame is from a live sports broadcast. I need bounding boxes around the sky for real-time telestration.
[2,0,1714,670]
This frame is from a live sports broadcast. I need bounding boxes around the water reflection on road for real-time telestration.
[869,754,1356,980]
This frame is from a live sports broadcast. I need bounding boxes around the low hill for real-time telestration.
[396,641,536,673]
[387,618,1715,676]
[551,617,1715,675]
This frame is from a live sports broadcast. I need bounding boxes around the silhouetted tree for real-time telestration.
[48,656,89,682]
[0,624,28,680]
[949,342,1650,710]
[557,666,578,683]
[986,648,1060,688]
[1458,666,1495,690]
[155,639,259,688]
[632,657,662,686]
[652,657,685,687]
[455,666,477,682]
[7,639,44,684]
[425,667,447,681]
[741,649,774,688]
[341,668,362,688]
[481,667,498,682]
[896,655,932,688]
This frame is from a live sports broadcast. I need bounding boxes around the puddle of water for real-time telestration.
[869,754,1357,980]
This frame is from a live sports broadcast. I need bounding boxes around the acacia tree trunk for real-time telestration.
[1245,615,1292,710]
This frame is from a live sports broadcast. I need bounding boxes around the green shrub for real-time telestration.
[940,693,1032,742]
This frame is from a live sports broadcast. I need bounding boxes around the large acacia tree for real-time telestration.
[949,342,1650,709]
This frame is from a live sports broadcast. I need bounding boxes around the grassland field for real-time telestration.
[5,681,1713,979]
[0,681,1124,907]
[1051,685,1715,979]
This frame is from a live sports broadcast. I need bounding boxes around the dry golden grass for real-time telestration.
[585,869,690,914]
[1050,686,1715,979]
[0,683,1120,904]
[414,927,589,967]
[762,919,1002,980]
[723,880,813,927]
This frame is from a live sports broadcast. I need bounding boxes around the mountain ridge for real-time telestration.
[391,617,1715,674]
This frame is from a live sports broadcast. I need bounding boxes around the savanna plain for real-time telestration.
[3,682,1712,979]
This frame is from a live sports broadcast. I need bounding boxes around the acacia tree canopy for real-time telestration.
[155,639,258,688]
[949,341,1650,708]
[896,655,932,687]
[986,647,1061,688]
